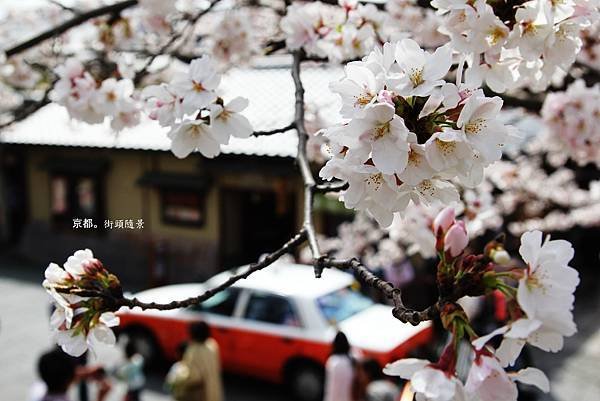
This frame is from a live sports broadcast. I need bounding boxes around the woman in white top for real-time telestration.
[323,332,354,401]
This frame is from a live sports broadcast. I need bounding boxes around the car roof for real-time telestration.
[129,262,356,308]
[206,262,355,299]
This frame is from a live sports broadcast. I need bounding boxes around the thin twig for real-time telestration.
[252,122,296,136]
[115,229,308,310]
[48,0,81,14]
[323,258,439,325]
[6,0,138,58]
[315,181,349,193]
[291,50,323,276]
[133,0,221,85]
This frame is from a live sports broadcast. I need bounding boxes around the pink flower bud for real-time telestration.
[433,207,455,234]
[444,221,468,257]
[377,89,394,106]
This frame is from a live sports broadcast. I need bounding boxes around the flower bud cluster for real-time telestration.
[383,208,578,401]
[42,249,122,357]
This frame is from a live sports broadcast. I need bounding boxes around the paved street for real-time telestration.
[1,253,600,401]
[0,254,285,401]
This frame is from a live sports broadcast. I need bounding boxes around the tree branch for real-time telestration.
[252,122,296,136]
[114,229,308,310]
[323,258,439,325]
[133,0,221,85]
[5,0,138,58]
[292,50,323,276]
[315,181,349,193]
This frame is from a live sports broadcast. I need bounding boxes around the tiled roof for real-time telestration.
[0,65,345,158]
[0,63,542,158]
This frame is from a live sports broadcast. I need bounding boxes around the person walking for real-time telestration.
[323,331,354,401]
[167,321,223,401]
[115,342,145,401]
[32,348,111,401]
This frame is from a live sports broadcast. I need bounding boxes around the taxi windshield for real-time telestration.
[317,286,374,323]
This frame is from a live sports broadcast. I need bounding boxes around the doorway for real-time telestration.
[220,188,296,269]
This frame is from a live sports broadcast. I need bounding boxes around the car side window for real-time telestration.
[243,292,301,327]
[191,287,240,316]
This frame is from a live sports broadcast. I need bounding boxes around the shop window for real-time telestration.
[243,292,302,327]
[161,190,206,227]
[50,174,103,228]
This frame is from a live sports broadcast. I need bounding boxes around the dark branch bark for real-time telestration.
[323,258,439,325]
[0,89,52,130]
[114,229,308,310]
[315,181,349,193]
[5,0,138,58]
[292,50,323,275]
[252,122,296,136]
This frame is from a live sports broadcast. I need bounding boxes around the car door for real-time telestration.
[183,287,243,369]
[232,290,305,382]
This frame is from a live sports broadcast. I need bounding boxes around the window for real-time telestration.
[244,292,301,327]
[161,190,205,227]
[191,288,240,316]
[50,174,103,227]
[317,286,373,323]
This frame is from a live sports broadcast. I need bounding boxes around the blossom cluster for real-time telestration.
[50,59,141,131]
[141,55,253,159]
[320,39,513,227]
[486,157,600,235]
[384,207,579,401]
[385,0,448,48]
[43,249,122,357]
[281,0,387,62]
[541,80,600,167]
[432,0,599,92]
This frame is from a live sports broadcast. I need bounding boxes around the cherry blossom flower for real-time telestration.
[472,231,578,366]
[54,312,119,357]
[393,39,453,97]
[397,144,436,186]
[209,97,253,143]
[170,56,220,113]
[141,83,183,127]
[465,355,549,401]
[517,230,579,338]
[42,250,121,357]
[91,78,134,116]
[455,92,507,165]
[339,103,414,174]
[168,119,221,159]
[139,56,252,159]
[329,64,382,118]
[384,358,465,401]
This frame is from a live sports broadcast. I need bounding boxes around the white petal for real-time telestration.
[99,312,120,327]
[226,96,249,112]
[519,230,543,268]
[472,326,509,350]
[383,358,429,379]
[496,338,525,368]
[513,368,550,393]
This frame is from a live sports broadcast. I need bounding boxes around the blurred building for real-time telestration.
[0,65,346,286]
